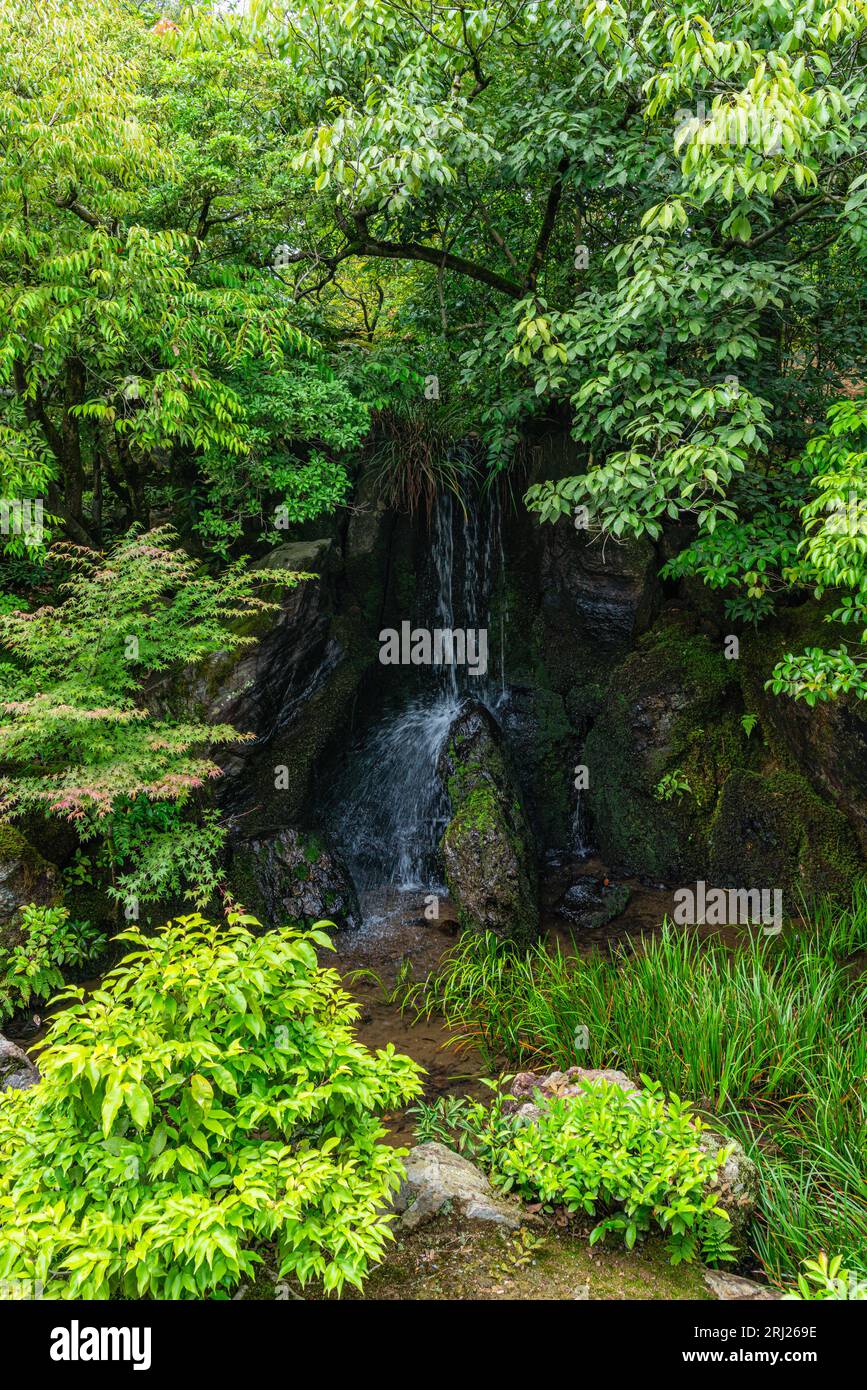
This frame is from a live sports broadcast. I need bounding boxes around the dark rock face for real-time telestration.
[740,601,867,858]
[540,525,660,656]
[187,539,341,791]
[583,611,862,898]
[438,700,539,945]
[0,827,62,954]
[557,878,631,929]
[584,615,743,881]
[0,1034,39,1091]
[228,826,361,932]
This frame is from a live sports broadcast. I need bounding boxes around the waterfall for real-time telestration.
[328,488,503,901]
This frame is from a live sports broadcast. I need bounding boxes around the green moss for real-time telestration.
[244,1213,714,1302]
[709,769,861,899]
[585,621,745,879]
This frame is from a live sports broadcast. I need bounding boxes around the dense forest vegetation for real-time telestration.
[0,0,865,1330]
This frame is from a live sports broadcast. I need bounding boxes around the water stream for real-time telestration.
[327,489,505,904]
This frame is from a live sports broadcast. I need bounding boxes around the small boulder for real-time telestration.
[392,1142,520,1232]
[557,878,631,930]
[0,1034,40,1092]
[228,826,361,931]
[504,1067,640,1112]
[704,1269,782,1301]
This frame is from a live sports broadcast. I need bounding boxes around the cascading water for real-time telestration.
[328,489,504,908]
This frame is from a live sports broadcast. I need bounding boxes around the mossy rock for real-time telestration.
[438,701,539,946]
[738,599,867,857]
[584,616,746,880]
[0,826,63,952]
[708,769,861,898]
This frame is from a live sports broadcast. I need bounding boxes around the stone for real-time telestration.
[703,1270,783,1301]
[0,1034,40,1092]
[228,826,361,931]
[698,1129,760,1259]
[557,878,631,930]
[438,700,539,945]
[0,826,63,954]
[504,1066,640,1113]
[391,1142,520,1232]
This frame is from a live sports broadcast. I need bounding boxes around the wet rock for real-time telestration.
[503,1067,640,1113]
[392,1142,520,1231]
[703,1270,782,1301]
[0,1034,40,1092]
[557,878,631,930]
[228,826,361,931]
[188,540,336,729]
[0,827,63,954]
[438,700,539,946]
[539,518,659,656]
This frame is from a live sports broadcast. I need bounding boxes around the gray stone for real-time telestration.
[557,878,631,930]
[0,1034,40,1092]
[392,1142,520,1231]
[228,825,361,931]
[704,1269,782,1301]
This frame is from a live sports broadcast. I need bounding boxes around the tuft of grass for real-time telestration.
[409,881,867,1285]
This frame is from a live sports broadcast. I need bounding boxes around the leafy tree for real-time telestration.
[0,528,306,906]
[205,0,867,697]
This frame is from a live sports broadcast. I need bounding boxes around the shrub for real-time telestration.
[448,1079,736,1267]
[412,890,867,1284]
[784,1253,867,1301]
[0,913,423,1298]
[0,903,103,1024]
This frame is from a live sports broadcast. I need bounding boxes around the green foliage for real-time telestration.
[784,1252,867,1301]
[0,903,103,1024]
[0,527,303,821]
[104,802,228,913]
[485,1080,735,1267]
[653,768,693,802]
[766,398,867,701]
[0,912,423,1298]
[412,891,867,1284]
[410,1076,735,1267]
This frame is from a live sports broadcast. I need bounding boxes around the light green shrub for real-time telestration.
[0,912,423,1298]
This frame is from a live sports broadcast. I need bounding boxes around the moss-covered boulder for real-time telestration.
[582,608,862,900]
[438,700,539,946]
[584,614,746,881]
[708,769,861,897]
[738,600,867,858]
[0,826,63,953]
[227,826,361,932]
